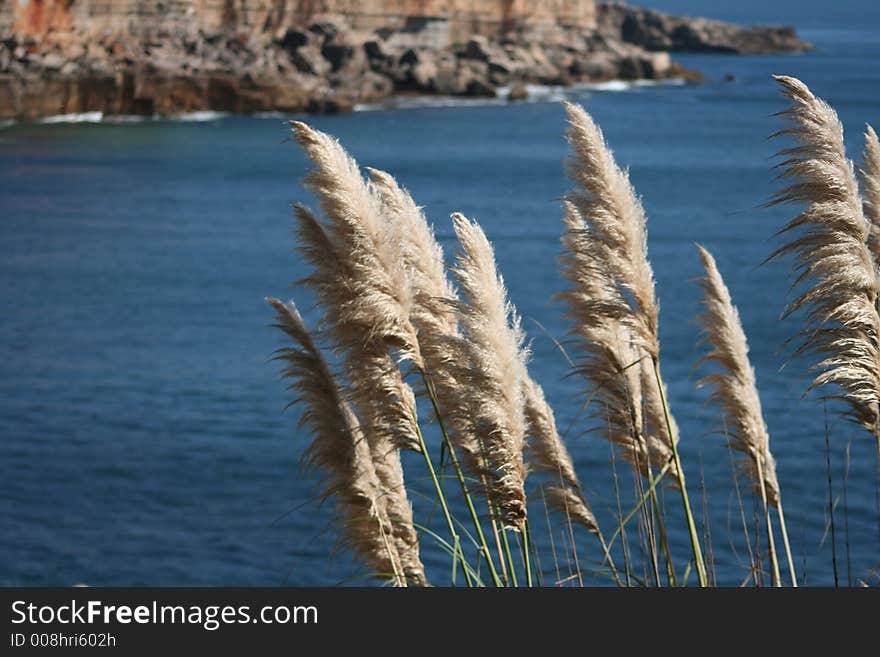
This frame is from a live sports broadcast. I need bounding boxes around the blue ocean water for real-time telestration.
[1,4,879,586]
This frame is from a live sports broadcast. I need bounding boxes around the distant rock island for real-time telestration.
[0,1,811,120]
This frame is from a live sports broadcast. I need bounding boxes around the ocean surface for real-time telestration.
[2,2,879,586]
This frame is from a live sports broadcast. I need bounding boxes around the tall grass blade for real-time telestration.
[266,298,408,585]
[769,76,880,451]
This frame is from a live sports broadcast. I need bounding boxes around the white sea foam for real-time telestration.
[355,95,507,112]
[519,84,567,102]
[583,80,633,92]
[11,110,229,128]
[38,112,104,124]
[169,111,229,122]
[103,114,153,124]
[355,77,687,112]
[13,78,690,125]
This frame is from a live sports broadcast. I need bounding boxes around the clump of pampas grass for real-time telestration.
[694,246,797,586]
[372,171,607,581]
[368,169,507,587]
[266,298,407,586]
[560,103,678,474]
[366,169,463,438]
[560,101,707,585]
[442,213,530,530]
[288,123,427,585]
[265,80,880,587]
[695,246,780,507]
[559,201,673,480]
[770,77,880,454]
[290,122,423,370]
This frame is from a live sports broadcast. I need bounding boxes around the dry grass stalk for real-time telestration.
[562,103,680,462]
[368,168,458,338]
[290,121,424,369]
[266,297,407,585]
[694,245,780,507]
[293,206,425,584]
[443,213,529,529]
[287,125,427,584]
[367,168,463,414]
[770,76,880,438]
[639,358,679,478]
[860,125,880,261]
[562,101,705,585]
[523,376,598,533]
[558,186,677,482]
[369,170,509,587]
[563,102,660,359]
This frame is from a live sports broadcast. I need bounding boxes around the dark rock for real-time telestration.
[399,48,420,66]
[616,55,644,80]
[599,2,811,54]
[306,95,354,115]
[279,28,309,53]
[389,48,440,92]
[321,43,355,73]
[308,21,344,43]
[203,75,238,111]
[668,61,704,83]
[507,82,529,102]
[291,45,330,76]
[461,36,492,62]
[364,39,393,64]
[464,77,496,98]
[488,59,512,76]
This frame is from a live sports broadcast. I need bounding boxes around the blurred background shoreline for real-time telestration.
[1,1,809,121]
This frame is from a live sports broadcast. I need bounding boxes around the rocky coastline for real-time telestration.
[0,3,811,121]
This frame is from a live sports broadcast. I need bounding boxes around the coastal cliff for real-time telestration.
[598,3,809,54]
[0,1,810,120]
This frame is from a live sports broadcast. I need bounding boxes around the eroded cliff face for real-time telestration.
[0,1,808,121]
[0,0,602,120]
[3,0,596,42]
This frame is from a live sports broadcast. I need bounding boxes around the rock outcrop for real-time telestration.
[598,3,812,54]
[0,1,810,121]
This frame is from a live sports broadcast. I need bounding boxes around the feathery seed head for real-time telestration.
[266,297,411,584]
[860,125,880,261]
[694,246,780,506]
[368,167,458,339]
[523,377,599,533]
[563,102,660,358]
[558,125,679,482]
[447,213,529,528]
[289,121,424,368]
[770,76,880,434]
[286,126,428,581]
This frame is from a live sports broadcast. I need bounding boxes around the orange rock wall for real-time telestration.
[3,0,597,39]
